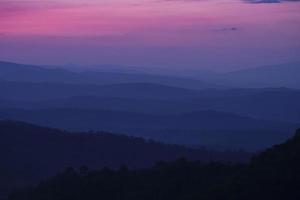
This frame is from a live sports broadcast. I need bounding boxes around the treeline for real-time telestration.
[0,120,249,198]
[8,129,300,200]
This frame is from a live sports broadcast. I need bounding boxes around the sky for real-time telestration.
[0,0,300,71]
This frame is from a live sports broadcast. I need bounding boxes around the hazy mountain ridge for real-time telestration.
[0,61,218,89]
[0,80,200,101]
[1,86,299,123]
[0,108,298,150]
[2,60,299,90]
[212,62,300,89]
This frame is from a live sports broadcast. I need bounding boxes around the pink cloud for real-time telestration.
[0,0,299,53]
[0,0,219,37]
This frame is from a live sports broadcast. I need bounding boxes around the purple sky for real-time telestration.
[0,0,299,71]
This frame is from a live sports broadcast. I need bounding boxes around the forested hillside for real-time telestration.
[0,121,249,198]
[8,129,300,200]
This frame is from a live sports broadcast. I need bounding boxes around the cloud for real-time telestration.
[244,0,300,3]
[163,0,300,3]
[0,0,76,13]
[215,27,239,32]
[0,0,83,21]
[244,0,280,3]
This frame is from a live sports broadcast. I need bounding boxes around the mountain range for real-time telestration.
[0,61,217,90]
[0,108,298,150]
[1,61,300,89]
[0,60,299,150]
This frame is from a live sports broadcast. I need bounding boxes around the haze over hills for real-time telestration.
[42,88,300,123]
[0,60,300,151]
[202,62,300,89]
[0,83,299,123]
[1,60,300,89]
[0,108,298,150]
[0,81,199,101]
[0,61,217,90]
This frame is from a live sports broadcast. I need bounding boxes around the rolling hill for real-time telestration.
[0,120,250,198]
[0,108,297,150]
[1,86,299,123]
[212,62,300,89]
[7,128,300,200]
[0,61,217,89]
[0,81,199,101]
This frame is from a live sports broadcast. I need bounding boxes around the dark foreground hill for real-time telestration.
[0,121,249,198]
[8,129,300,200]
